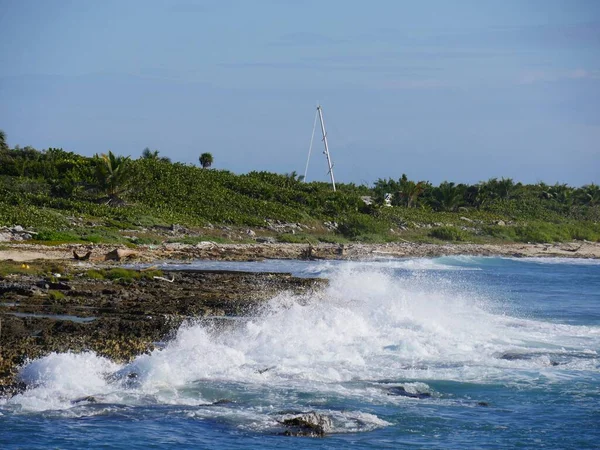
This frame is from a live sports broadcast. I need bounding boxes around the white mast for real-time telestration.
[317,105,336,192]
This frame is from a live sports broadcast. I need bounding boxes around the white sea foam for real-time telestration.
[506,256,600,266]
[7,262,600,414]
[8,352,119,411]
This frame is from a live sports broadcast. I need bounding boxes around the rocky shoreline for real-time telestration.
[1,240,598,396]
[1,240,599,263]
[0,265,325,394]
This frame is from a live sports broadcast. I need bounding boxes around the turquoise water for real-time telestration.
[1,257,599,449]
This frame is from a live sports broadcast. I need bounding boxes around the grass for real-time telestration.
[48,290,66,301]
[0,260,68,277]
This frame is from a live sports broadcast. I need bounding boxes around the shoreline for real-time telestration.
[0,267,325,390]
[1,241,597,393]
[1,241,599,263]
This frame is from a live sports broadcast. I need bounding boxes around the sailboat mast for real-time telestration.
[317,105,336,192]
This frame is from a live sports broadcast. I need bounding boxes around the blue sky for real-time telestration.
[1,0,599,185]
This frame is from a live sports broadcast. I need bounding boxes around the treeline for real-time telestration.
[0,140,598,243]
[374,174,599,214]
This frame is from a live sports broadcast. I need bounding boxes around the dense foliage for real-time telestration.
[0,136,598,244]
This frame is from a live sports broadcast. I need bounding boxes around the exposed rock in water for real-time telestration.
[211,399,235,406]
[72,396,98,404]
[279,411,334,437]
[386,385,432,399]
[0,382,27,398]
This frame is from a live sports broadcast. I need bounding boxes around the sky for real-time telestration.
[0,0,599,186]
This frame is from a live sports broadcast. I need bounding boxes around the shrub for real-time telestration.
[35,229,82,242]
[429,226,469,241]
[337,213,389,239]
[277,233,318,244]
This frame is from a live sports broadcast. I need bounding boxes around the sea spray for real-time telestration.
[8,262,600,413]
[8,352,119,411]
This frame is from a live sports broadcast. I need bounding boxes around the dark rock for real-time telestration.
[72,395,98,404]
[0,270,325,387]
[386,386,431,399]
[35,281,50,290]
[211,399,235,405]
[45,281,72,291]
[73,250,92,261]
[280,411,333,437]
[0,382,27,398]
[256,366,275,374]
[477,401,490,407]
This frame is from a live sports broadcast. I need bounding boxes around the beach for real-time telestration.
[1,240,600,263]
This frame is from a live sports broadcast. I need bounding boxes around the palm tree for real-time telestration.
[199,152,213,168]
[142,147,171,163]
[549,183,574,206]
[432,181,462,212]
[141,147,159,159]
[580,184,600,206]
[94,151,131,205]
[0,129,8,152]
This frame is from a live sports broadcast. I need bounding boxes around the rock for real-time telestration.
[104,249,137,261]
[495,220,506,226]
[386,386,431,399]
[477,401,490,407]
[279,411,333,437]
[45,281,72,291]
[211,399,235,406]
[72,395,98,404]
[73,250,92,261]
[460,217,473,223]
[170,224,187,234]
[246,229,256,237]
[0,382,27,398]
[12,225,24,232]
[256,366,275,374]
[256,237,276,244]
[323,221,338,231]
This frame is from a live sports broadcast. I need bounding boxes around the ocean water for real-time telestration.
[1,256,599,449]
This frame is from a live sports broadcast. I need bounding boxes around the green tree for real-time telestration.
[141,147,171,163]
[579,184,600,207]
[431,181,463,212]
[93,151,131,205]
[199,152,213,168]
[373,174,426,207]
[0,129,8,152]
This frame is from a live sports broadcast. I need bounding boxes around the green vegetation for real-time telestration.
[0,131,598,245]
[0,260,67,277]
[429,227,470,242]
[48,290,66,301]
[85,268,163,281]
[199,152,214,169]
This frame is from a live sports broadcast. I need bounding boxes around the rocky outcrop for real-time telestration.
[278,411,334,437]
[0,225,37,242]
[0,269,326,390]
